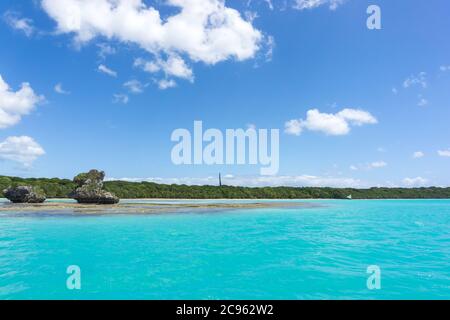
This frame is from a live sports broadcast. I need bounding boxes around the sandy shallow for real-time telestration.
[0,200,314,215]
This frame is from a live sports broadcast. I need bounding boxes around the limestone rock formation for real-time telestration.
[3,186,46,203]
[70,170,119,204]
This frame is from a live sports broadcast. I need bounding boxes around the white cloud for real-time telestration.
[392,87,398,95]
[440,65,450,72]
[113,93,129,104]
[108,174,365,188]
[244,10,259,23]
[403,72,427,89]
[158,79,177,90]
[0,75,44,129]
[42,0,263,83]
[438,149,450,157]
[3,11,35,37]
[293,0,345,10]
[336,109,377,126]
[284,119,302,136]
[403,177,428,187]
[262,35,275,62]
[350,161,387,171]
[0,136,45,167]
[134,55,194,83]
[413,151,424,159]
[246,0,274,11]
[369,161,387,169]
[97,43,116,59]
[285,108,377,136]
[98,64,117,77]
[54,83,70,95]
[123,80,144,94]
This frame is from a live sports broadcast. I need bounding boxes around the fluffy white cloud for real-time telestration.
[3,11,35,37]
[438,149,450,157]
[0,136,45,167]
[336,108,377,126]
[98,64,117,77]
[134,55,194,82]
[285,108,377,136]
[403,72,427,89]
[403,177,428,187]
[54,83,70,94]
[294,0,345,10]
[0,75,44,129]
[42,0,263,84]
[440,65,450,72]
[284,119,302,136]
[413,151,424,159]
[158,79,177,90]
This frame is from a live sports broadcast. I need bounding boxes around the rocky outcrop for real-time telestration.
[3,186,46,203]
[69,170,119,204]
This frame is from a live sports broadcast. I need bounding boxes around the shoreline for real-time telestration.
[115,198,450,201]
[3,197,450,201]
[2,198,448,216]
[0,200,315,215]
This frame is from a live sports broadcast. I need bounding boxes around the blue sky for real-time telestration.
[1,0,450,188]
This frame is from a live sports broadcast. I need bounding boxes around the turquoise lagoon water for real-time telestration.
[0,199,449,300]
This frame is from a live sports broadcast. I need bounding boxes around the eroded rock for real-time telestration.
[70,170,119,204]
[3,186,46,203]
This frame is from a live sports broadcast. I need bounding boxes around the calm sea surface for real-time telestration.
[0,199,449,299]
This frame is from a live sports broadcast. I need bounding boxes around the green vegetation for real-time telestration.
[1,175,450,199]
[0,176,76,199]
[73,170,105,187]
[31,186,47,198]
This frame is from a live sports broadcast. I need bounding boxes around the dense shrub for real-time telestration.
[1,175,449,199]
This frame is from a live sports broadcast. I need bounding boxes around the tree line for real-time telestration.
[1,175,450,199]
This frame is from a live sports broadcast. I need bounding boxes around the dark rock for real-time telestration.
[70,188,119,204]
[3,186,46,203]
[70,170,119,204]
